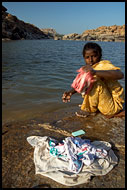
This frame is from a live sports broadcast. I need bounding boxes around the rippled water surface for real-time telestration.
[2,40,125,124]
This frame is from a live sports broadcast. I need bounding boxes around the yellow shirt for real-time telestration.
[92,60,124,105]
[81,60,124,115]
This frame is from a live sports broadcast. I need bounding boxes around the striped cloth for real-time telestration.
[71,67,95,95]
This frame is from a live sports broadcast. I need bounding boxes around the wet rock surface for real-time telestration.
[2,107,125,188]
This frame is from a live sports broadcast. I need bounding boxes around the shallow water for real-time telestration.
[2,40,125,124]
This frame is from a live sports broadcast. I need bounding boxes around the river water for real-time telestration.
[2,39,125,124]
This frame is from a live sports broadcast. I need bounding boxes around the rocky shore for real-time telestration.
[62,25,125,42]
[2,5,125,42]
[2,107,125,188]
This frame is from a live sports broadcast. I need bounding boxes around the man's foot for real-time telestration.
[104,110,125,119]
[75,110,96,118]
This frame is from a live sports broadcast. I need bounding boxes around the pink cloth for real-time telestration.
[71,67,95,94]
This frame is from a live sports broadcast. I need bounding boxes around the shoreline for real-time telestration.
[2,38,125,42]
[2,105,79,126]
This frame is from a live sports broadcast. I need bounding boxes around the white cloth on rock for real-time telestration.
[27,136,118,186]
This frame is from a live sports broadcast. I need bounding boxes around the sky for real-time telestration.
[2,2,125,35]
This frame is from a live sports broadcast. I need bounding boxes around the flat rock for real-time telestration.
[2,107,125,188]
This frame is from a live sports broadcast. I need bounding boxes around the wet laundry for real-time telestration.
[48,137,107,173]
[71,67,95,95]
[27,135,118,186]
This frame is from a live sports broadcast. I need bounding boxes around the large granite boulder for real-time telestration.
[62,33,80,40]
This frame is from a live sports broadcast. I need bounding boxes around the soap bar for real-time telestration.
[72,130,85,137]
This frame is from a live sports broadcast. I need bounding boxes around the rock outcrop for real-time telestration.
[62,33,80,40]
[40,28,57,38]
[62,25,125,42]
[2,5,50,40]
[41,28,64,40]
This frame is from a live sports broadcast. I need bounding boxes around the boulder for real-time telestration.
[54,36,61,40]
[62,33,79,40]
[98,34,115,42]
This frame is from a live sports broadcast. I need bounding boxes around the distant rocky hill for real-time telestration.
[2,5,50,40]
[62,25,125,42]
[40,28,64,39]
[2,5,125,42]
[40,28,57,38]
